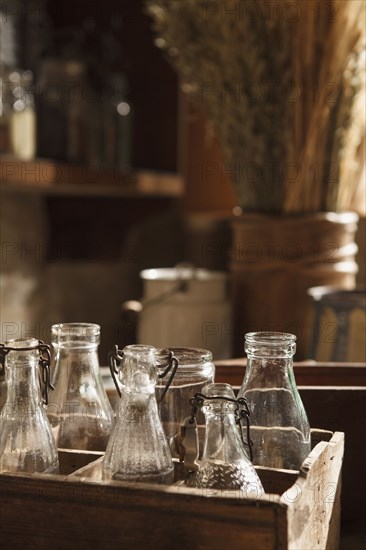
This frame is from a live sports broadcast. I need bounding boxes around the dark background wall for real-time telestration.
[27,0,180,263]
[19,0,179,171]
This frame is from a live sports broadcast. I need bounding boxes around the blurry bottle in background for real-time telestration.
[9,69,36,160]
[101,73,132,172]
[0,0,19,154]
[0,0,51,157]
[36,59,88,162]
[82,16,133,173]
[0,69,12,153]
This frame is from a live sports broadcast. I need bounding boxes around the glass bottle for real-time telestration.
[0,67,12,154]
[0,338,59,474]
[101,72,132,172]
[9,69,36,160]
[238,332,311,470]
[186,383,263,495]
[103,345,174,484]
[156,347,215,459]
[47,323,114,451]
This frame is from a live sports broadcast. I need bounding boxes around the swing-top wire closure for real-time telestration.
[189,392,254,462]
[0,341,54,405]
[108,345,179,402]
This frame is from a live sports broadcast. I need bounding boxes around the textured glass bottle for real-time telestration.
[48,323,114,451]
[156,347,215,459]
[103,345,174,484]
[187,383,263,495]
[238,332,311,470]
[0,338,59,474]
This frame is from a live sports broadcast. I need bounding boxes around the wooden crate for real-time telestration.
[0,430,343,550]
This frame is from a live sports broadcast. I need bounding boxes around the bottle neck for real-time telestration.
[244,333,296,390]
[52,344,99,383]
[201,408,245,463]
[244,355,294,390]
[119,345,157,395]
[4,359,42,407]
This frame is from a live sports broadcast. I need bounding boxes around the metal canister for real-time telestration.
[308,287,366,362]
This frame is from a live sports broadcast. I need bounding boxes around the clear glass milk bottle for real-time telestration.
[47,323,114,451]
[0,338,59,474]
[186,383,263,495]
[238,332,311,470]
[103,345,174,484]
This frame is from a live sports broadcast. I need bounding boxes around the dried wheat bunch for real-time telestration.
[147,0,365,213]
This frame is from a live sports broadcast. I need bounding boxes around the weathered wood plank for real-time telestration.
[0,473,284,550]
[58,449,103,475]
[300,387,366,526]
[284,432,344,550]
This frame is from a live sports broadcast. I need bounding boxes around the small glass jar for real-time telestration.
[238,332,311,470]
[156,347,215,458]
[47,323,114,451]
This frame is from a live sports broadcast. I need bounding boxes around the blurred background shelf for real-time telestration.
[0,156,184,198]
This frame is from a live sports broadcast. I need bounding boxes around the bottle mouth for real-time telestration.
[198,383,238,413]
[4,338,40,364]
[51,323,100,346]
[245,332,296,358]
[164,348,213,364]
[155,347,213,368]
[155,347,214,382]
[123,344,156,359]
[202,382,235,400]
[245,332,296,344]
[119,345,157,392]
[5,337,39,349]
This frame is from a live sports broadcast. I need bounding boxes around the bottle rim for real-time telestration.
[4,337,40,364]
[201,382,235,399]
[198,383,239,414]
[245,332,296,358]
[51,323,100,345]
[123,344,156,357]
[156,347,213,364]
[5,337,39,349]
[245,332,296,344]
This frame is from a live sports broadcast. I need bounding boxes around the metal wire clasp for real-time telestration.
[0,340,54,405]
[156,349,179,402]
[189,392,254,461]
[108,345,179,401]
[38,342,54,405]
[108,345,124,398]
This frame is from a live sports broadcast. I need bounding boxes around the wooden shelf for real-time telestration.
[0,156,184,198]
